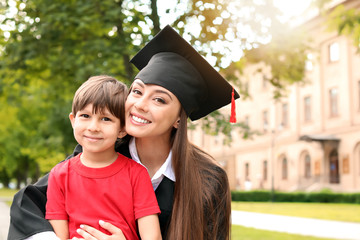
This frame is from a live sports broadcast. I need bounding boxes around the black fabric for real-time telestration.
[130,25,240,121]
[7,142,174,240]
[8,174,52,240]
[135,52,206,118]
[155,176,174,238]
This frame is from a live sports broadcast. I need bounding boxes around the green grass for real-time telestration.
[0,188,18,197]
[232,201,360,223]
[231,225,334,240]
[0,188,18,206]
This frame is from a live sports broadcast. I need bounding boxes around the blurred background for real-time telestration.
[2,0,360,239]
[0,0,359,195]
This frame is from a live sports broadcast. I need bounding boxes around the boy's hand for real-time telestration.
[72,220,126,240]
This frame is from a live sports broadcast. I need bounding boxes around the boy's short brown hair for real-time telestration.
[72,75,127,128]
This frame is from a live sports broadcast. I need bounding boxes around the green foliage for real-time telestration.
[231,190,360,204]
[241,27,311,100]
[327,4,360,52]
[0,0,310,183]
[314,0,360,52]
[231,190,272,202]
[199,110,260,146]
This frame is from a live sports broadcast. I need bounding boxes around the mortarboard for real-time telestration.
[130,25,239,121]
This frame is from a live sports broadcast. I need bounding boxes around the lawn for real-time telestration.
[231,225,334,240]
[232,201,360,223]
[0,188,18,198]
[231,201,360,239]
[1,189,357,239]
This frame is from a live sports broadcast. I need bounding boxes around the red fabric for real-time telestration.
[230,88,236,123]
[46,153,160,240]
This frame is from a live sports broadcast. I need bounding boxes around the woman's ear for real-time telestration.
[69,113,75,127]
[173,117,181,129]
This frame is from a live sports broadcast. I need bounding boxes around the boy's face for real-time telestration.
[69,104,125,155]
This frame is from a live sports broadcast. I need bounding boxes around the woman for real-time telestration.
[8,25,239,240]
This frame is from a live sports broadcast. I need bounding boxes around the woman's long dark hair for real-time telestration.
[167,109,231,240]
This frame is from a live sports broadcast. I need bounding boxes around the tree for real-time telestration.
[0,0,309,181]
[316,0,360,52]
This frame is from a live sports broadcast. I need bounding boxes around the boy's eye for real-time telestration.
[102,117,111,121]
[80,114,90,118]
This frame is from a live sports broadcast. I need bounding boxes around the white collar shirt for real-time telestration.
[129,137,176,190]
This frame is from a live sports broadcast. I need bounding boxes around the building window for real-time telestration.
[263,110,269,132]
[244,116,249,127]
[358,80,360,111]
[263,160,268,181]
[244,82,249,93]
[305,154,311,178]
[305,53,314,71]
[262,77,267,89]
[329,150,340,183]
[282,157,288,180]
[282,103,288,127]
[329,42,339,62]
[245,162,250,179]
[329,88,338,117]
[304,96,311,122]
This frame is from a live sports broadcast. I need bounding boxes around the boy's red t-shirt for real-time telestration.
[46,153,160,240]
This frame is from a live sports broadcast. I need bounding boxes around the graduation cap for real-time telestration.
[130,25,239,122]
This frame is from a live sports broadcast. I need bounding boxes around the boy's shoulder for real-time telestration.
[118,154,148,174]
[49,155,77,176]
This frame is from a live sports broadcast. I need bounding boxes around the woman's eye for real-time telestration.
[132,89,142,95]
[154,98,166,104]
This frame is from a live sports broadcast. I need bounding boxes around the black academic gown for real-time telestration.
[7,142,174,240]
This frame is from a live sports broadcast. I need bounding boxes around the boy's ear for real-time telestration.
[69,113,75,127]
[118,129,127,139]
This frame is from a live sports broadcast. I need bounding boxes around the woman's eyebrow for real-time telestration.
[133,81,145,88]
[154,89,173,100]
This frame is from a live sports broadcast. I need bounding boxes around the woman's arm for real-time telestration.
[138,214,162,240]
[75,220,126,240]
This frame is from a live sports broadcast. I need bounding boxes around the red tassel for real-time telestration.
[230,88,236,123]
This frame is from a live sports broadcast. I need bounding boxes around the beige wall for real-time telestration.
[189,0,360,192]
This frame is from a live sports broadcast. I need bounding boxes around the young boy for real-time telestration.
[45,75,161,240]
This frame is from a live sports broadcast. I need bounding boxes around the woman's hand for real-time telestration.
[72,220,126,240]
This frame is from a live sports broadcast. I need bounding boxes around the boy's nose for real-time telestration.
[88,119,100,131]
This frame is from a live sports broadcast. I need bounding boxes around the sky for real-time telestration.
[274,0,312,20]
[156,0,314,67]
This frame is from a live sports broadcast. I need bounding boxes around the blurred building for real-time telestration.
[189,0,360,192]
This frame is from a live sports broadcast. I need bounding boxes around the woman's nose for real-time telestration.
[134,97,149,112]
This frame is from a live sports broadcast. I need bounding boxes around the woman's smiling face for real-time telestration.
[125,79,181,141]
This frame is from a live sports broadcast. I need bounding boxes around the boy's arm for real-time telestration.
[49,220,69,240]
[137,214,162,240]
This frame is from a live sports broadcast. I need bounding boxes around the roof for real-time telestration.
[299,134,340,142]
